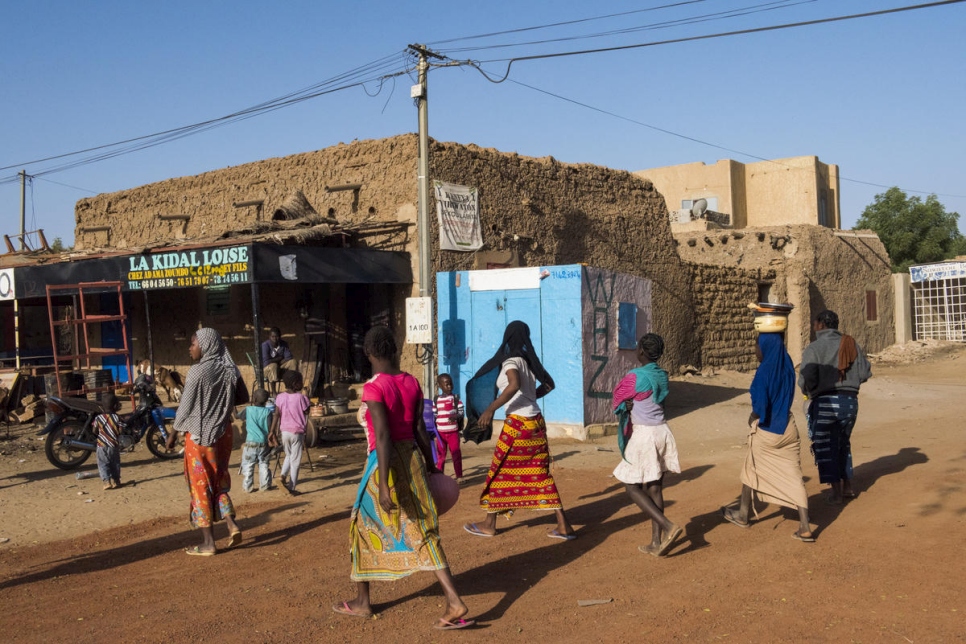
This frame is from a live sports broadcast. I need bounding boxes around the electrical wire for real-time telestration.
[499,76,966,199]
[427,0,713,46]
[436,0,816,55]
[468,0,966,82]
[32,176,99,195]
[0,51,414,181]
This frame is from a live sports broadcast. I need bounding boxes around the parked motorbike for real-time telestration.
[38,374,182,470]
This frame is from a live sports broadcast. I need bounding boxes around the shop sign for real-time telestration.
[0,268,14,301]
[126,245,251,290]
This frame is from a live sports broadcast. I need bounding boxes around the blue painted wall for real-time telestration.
[437,265,584,425]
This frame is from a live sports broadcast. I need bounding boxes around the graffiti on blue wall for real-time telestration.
[585,270,616,399]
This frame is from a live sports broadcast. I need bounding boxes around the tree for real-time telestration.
[855,187,966,273]
[49,237,73,253]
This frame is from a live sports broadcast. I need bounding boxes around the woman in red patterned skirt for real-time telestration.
[462,321,576,541]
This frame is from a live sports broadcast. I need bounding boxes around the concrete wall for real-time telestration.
[437,264,652,439]
[581,267,652,425]
[745,156,839,228]
[635,156,840,230]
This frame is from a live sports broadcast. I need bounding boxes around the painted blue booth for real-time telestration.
[436,265,653,439]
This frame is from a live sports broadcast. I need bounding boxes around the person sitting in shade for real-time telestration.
[261,327,298,394]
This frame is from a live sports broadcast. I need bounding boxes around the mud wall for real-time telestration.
[686,263,776,372]
[429,142,699,370]
[674,225,894,367]
[75,135,700,374]
[802,229,895,354]
[75,136,421,252]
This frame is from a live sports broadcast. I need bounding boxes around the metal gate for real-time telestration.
[910,261,966,342]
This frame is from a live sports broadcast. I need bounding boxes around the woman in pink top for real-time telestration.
[333,326,474,631]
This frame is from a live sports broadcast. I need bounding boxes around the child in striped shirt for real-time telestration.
[433,373,465,482]
[94,393,125,490]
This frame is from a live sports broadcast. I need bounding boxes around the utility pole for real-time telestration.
[19,170,27,251]
[409,44,444,397]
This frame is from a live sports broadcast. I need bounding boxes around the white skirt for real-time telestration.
[612,423,681,485]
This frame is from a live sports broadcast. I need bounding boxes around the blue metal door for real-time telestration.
[99,293,130,382]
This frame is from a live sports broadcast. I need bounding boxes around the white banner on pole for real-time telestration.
[406,297,433,344]
[434,181,482,251]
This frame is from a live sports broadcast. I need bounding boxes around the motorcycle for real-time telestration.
[38,373,183,470]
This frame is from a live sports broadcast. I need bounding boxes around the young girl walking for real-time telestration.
[612,333,684,556]
[271,371,310,495]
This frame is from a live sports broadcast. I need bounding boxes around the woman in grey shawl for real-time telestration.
[166,327,244,555]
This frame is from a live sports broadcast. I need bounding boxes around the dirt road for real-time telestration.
[1,346,964,642]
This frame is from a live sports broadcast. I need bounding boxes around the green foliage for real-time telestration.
[855,187,966,273]
[49,237,73,253]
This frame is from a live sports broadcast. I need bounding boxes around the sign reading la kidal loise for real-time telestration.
[126,245,251,290]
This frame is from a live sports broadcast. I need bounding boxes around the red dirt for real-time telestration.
[1,348,964,642]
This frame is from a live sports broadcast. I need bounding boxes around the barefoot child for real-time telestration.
[612,333,684,556]
[94,393,125,490]
[433,373,465,482]
[236,388,274,493]
[271,371,310,495]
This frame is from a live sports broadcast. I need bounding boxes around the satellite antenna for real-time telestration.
[690,198,708,219]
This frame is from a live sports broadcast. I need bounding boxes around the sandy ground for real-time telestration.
[1,345,964,642]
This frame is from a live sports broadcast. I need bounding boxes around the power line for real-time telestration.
[467,0,966,81]
[427,0,713,46]
[34,176,99,195]
[436,0,815,55]
[503,77,966,199]
[0,52,413,179]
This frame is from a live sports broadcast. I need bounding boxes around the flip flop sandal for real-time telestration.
[547,530,577,541]
[185,546,216,557]
[720,507,750,528]
[226,531,242,549]
[434,618,476,631]
[654,525,684,556]
[332,602,373,618]
[792,531,816,543]
[463,523,496,538]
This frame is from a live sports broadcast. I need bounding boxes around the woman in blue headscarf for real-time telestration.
[720,333,814,542]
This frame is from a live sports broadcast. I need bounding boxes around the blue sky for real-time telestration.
[2,0,964,245]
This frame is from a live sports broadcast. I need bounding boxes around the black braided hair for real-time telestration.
[364,325,398,361]
[815,310,839,330]
[638,333,665,363]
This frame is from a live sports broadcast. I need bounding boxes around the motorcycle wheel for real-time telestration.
[146,421,185,460]
[45,421,94,470]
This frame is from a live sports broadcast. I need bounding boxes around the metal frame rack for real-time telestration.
[45,281,133,397]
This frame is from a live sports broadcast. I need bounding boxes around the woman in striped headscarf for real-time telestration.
[167,327,244,556]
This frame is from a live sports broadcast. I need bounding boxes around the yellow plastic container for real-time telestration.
[753,312,788,333]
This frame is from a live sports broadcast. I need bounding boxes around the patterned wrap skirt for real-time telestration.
[807,394,859,484]
[350,442,448,581]
[479,413,563,512]
[183,421,236,529]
